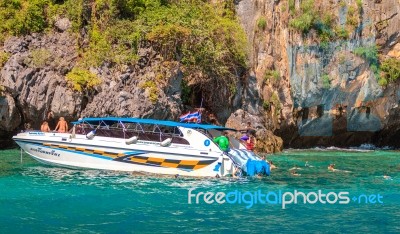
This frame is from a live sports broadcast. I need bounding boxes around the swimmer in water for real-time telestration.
[291,170,301,176]
[383,174,392,180]
[328,164,336,172]
[289,165,302,171]
[269,161,277,170]
[328,164,351,173]
[305,161,314,167]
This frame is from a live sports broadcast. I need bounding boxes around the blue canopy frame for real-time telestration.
[72,117,237,131]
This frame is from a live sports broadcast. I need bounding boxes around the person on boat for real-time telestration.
[55,117,68,133]
[213,131,230,152]
[40,121,51,132]
[241,121,254,134]
[46,110,56,130]
[239,133,249,141]
[239,131,256,151]
[239,133,249,147]
[246,134,255,151]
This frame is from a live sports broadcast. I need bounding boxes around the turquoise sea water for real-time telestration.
[0,148,399,233]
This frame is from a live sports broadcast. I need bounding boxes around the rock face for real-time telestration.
[0,32,79,148]
[0,93,21,147]
[1,0,400,151]
[0,33,185,148]
[226,109,283,153]
[235,0,400,148]
[80,44,183,120]
[54,18,71,32]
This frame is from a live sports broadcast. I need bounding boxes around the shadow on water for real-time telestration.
[0,148,38,177]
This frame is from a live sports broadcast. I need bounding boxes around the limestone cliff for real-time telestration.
[235,0,400,148]
[0,31,184,147]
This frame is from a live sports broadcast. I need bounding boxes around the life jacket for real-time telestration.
[246,138,254,151]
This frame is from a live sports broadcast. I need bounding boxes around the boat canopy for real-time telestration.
[72,117,237,131]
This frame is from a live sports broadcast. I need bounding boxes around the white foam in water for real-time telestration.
[22,166,243,192]
[382,146,394,150]
[293,146,372,152]
[328,146,370,152]
[168,179,230,189]
[285,145,394,153]
[22,166,156,189]
[353,143,377,150]
[350,144,394,151]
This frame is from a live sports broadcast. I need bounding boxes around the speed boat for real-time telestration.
[13,117,270,177]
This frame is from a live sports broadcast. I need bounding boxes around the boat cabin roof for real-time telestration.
[72,117,236,131]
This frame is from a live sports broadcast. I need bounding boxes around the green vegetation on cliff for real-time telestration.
[66,67,101,92]
[0,0,48,41]
[264,69,280,81]
[288,0,362,42]
[352,45,388,85]
[140,80,158,103]
[381,58,400,83]
[0,50,10,68]
[0,0,247,99]
[25,48,52,68]
[354,46,379,65]
[257,17,267,30]
[289,0,317,33]
[321,74,330,89]
[0,84,4,97]
[352,45,400,86]
[263,93,281,116]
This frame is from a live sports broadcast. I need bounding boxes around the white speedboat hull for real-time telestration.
[14,134,226,177]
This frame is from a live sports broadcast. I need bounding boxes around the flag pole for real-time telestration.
[198,97,203,123]
[200,96,203,110]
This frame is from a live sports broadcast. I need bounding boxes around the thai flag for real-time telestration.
[179,111,201,123]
